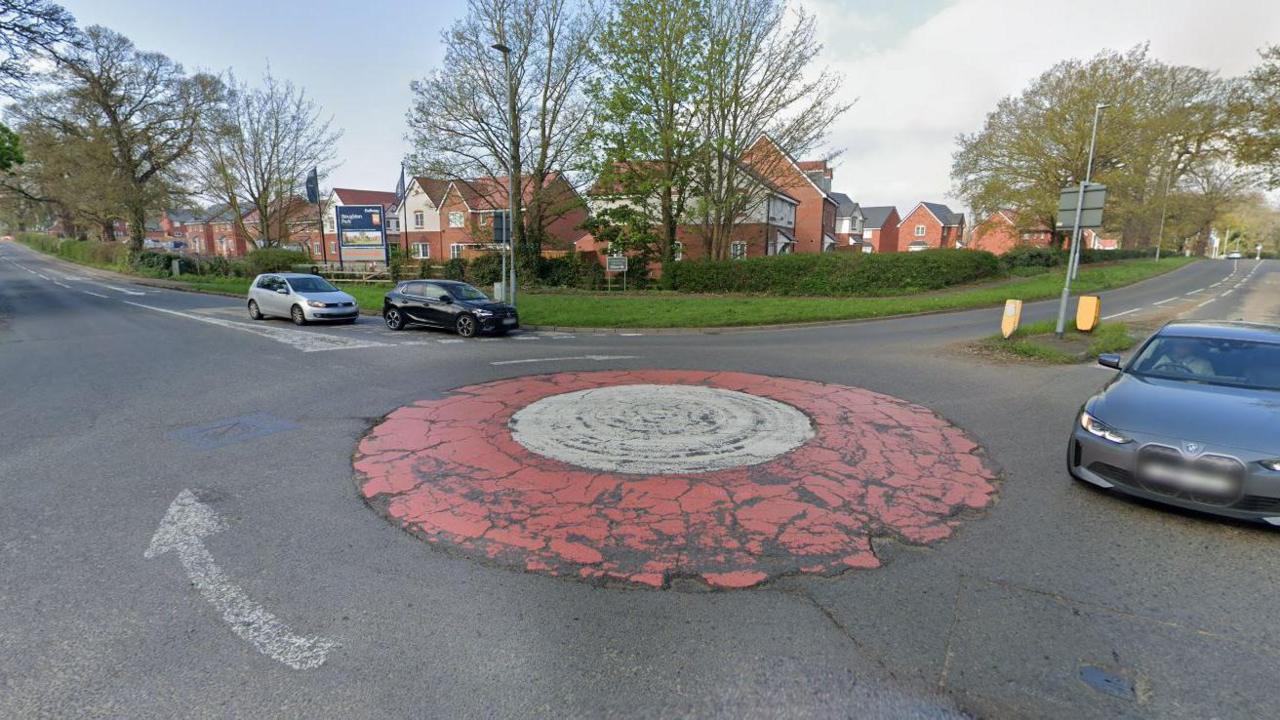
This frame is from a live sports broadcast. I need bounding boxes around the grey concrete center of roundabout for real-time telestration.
[2,241,1279,719]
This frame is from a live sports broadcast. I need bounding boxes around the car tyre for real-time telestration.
[384,307,406,331]
[455,313,477,338]
[247,300,263,320]
[291,305,307,326]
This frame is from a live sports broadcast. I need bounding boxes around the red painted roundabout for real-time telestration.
[353,370,999,589]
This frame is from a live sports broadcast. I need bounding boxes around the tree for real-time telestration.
[1238,45,1280,189]
[0,0,81,171]
[199,69,340,249]
[407,0,597,266]
[951,45,1246,247]
[41,26,222,251]
[0,122,20,171]
[588,0,706,269]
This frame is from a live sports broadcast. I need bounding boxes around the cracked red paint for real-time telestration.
[354,370,998,589]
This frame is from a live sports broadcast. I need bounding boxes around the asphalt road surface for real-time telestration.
[2,239,1277,719]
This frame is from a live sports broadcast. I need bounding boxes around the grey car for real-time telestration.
[1069,321,1280,524]
[247,273,359,325]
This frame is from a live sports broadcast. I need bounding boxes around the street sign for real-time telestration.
[606,255,628,273]
[1056,183,1107,229]
[493,211,510,246]
[305,169,319,205]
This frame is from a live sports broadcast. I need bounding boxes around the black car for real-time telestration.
[382,279,518,338]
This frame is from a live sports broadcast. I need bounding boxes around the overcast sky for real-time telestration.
[59,0,1280,214]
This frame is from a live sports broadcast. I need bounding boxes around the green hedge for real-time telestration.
[1001,245,1156,269]
[665,249,1001,296]
[17,233,130,267]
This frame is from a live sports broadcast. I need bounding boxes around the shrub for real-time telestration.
[17,233,131,268]
[467,252,505,286]
[443,257,468,281]
[387,246,405,283]
[1001,245,1062,269]
[538,252,604,290]
[666,249,1001,296]
[244,247,308,274]
[1008,265,1050,277]
[417,258,432,279]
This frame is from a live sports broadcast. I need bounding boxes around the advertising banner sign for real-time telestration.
[336,204,388,263]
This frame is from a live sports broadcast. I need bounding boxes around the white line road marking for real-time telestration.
[491,354,638,366]
[437,338,465,344]
[1153,298,1176,305]
[1196,299,1214,308]
[512,335,539,340]
[1221,290,1233,297]
[82,290,109,299]
[617,332,644,337]
[1102,308,1140,320]
[104,285,146,296]
[53,281,70,288]
[1211,282,1223,287]
[1184,288,1208,295]
[145,490,337,670]
[123,302,390,352]
[35,272,49,280]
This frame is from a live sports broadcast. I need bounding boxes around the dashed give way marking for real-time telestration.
[124,301,389,352]
[145,490,337,670]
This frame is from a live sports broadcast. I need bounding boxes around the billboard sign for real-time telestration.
[336,205,388,263]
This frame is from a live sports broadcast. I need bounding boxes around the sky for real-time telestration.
[59,0,1280,215]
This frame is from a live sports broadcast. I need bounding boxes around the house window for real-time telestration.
[450,243,464,259]
[914,224,926,237]
[324,216,334,231]
[449,211,465,228]
[730,241,747,260]
[862,229,873,240]
[673,241,683,262]
[414,210,424,228]
[412,243,430,259]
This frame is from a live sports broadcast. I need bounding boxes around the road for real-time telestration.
[2,239,1278,719]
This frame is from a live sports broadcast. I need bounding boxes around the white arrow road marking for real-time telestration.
[123,301,390,352]
[491,354,638,366]
[145,490,338,670]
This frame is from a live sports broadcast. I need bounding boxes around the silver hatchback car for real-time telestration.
[247,273,359,325]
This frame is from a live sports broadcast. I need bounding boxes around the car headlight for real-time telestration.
[473,308,493,317]
[307,300,327,308]
[1261,459,1280,472]
[1080,411,1131,444]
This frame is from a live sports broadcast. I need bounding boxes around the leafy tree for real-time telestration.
[0,0,81,171]
[1238,45,1280,189]
[0,122,20,171]
[40,26,223,251]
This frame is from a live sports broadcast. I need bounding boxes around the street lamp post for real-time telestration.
[1055,102,1109,338]
[492,41,517,307]
[1155,169,1172,262]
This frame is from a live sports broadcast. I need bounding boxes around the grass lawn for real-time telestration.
[513,257,1197,328]
[973,319,1137,364]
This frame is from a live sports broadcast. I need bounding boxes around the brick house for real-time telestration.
[242,197,324,257]
[830,192,865,249]
[1082,228,1119,250]
[428,173,589,261]
[859,206,900,253]
[312,188,399,262]
[188,204,251,257]
[396,177,451,262]
[745,135,838,254]
[971,209,1053,255]
[899,202,965,252]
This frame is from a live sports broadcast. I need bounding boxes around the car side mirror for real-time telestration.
[439,294,452,303]
[1098,353,1122,369]
[276,288,289,295]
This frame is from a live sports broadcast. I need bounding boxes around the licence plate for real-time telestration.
[1139,462,1236,495]
[502,317,517,325]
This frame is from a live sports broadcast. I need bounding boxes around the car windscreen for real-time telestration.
[447,283,489,301]
[287,277,339,293]
[1129,336,1280,391]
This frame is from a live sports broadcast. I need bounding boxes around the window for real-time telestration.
[730,241,747,260]
[450,243,464,259]
[402,281,428,297]
[449,211,465,228]
[412,243,430,259]
[862,229,873,240]
[324,216,334,231]
[673,241,683,262]
[414,210,424,228]
[914,224,926,237]
[255,275,276,289]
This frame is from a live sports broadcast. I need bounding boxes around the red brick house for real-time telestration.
[899,202,965,252]
[971,209,1053,255]
[429,173,589,261]
[859,206,900,253]
[242,197,324,257]
[187,204,251,257]
[745,135,838,254]
[1082,228,1119,250]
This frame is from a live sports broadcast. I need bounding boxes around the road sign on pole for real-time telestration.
[1056,183,1107,229]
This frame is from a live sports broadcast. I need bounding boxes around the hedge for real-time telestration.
[665,249,1001,296]
[1001,245,1156,269]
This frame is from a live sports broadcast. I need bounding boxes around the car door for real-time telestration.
[262,276,289,317]
[420,282,458,327]
[397,281,435,325]
[253,275,278,317]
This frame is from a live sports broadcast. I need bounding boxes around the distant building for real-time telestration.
[830,192,865,249]
[859,206,901,253]
[899,202,965,252]
[971,209,1053,255]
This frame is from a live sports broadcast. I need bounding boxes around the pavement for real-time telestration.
[1,239,1277,719]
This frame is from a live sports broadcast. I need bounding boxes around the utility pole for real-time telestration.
[1055,102,1108,338]
[492,40,518,308]
[1155,169,1172,262]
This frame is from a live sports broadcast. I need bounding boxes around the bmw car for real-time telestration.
[1069,321,1280,523]
[382,279,518,338]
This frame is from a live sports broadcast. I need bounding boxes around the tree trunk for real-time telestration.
[100,221,116,243]
[128,203,146,252]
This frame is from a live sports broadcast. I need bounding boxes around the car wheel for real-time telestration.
[291,305,307,326]
[247,300,263,320]
[384,307,405,331]
[455,314,477,338]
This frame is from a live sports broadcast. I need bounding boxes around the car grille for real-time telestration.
[1233,495,1280,513]
[1087,462,1135,486]
[1135,445,1245,507]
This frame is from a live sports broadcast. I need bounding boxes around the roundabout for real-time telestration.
[354,370,1000,588]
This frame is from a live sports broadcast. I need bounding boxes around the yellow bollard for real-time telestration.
[1076,295,1101,333]
[1001,299,1023,338]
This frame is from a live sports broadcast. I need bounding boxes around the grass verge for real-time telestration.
[973,319,1137,364]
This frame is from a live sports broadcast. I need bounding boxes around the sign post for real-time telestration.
[335,205,388,271]
[306,169,328,266]
[1053,181,1108,337]
[606,255,628,292]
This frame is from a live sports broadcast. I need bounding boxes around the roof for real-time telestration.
[920,202,963,226]
[829,192,859,217]
[449,173,576,212]
[412,177,451,207]
[861,206,897,228]
[200,203,239,222]
[332,188,398,207]
[1159,321,1280,344]
[166,209,200,224]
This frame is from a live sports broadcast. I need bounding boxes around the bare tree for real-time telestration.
[406,0,597,262]
[41,26,223,250]
[199,69,340,249]
[0,0,79,95]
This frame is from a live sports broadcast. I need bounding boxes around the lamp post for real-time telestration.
[1155,169,1172,262]
[1055,102,1109,338]
[492,41,518,307]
